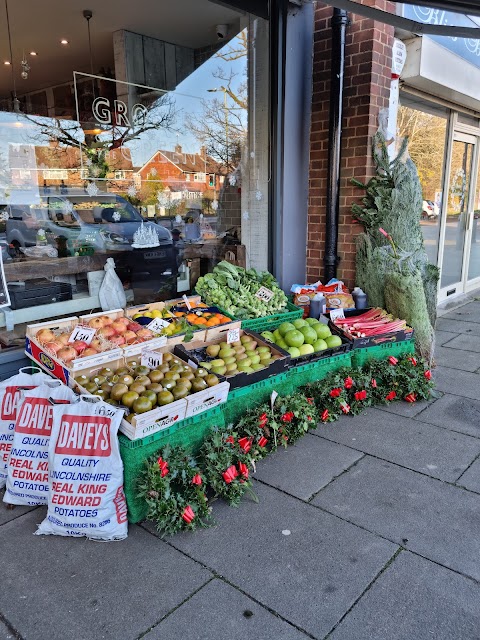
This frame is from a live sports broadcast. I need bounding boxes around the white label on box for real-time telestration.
[141,349,163,369]
[255,286,274,303]
[71,349,123,371]
[227,327,240,344]
[68,325,96,344]
[147,317,170,332]
[187,359,198,370]
[330,309,345,322]
[182,295,192,311]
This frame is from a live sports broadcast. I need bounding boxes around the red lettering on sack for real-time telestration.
[114,486,128,524]
[55,415,111,457]
[16,397,54,436]
[1,386,35,421]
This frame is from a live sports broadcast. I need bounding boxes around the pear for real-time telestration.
[206,344,221,357]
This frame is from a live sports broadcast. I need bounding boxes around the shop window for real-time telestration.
[0,0,270,335]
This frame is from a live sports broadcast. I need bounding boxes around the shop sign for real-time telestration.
[92,97,148,128]
[403,6,480,69]
[392,39,407,76]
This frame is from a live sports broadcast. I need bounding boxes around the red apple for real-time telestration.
[110,335,126,346]
[112,320,127,334]
[137,328,154,339]
[127,322,142,332]
[72,340,88,354]
[57,346,77,363]
[44,341,62,354]
[124,331,138,344]
[100,315,113,326]
[36,328,55,344]
[88,317,105,329]
[98,327,115,339]
[119,317,130,325]
[82,347,99,357]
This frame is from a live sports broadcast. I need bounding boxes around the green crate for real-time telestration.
[279,352,353,395]
[351,339,415,368]
[220,301,303,334]
[120,405,225,524]
[223,373,289,426]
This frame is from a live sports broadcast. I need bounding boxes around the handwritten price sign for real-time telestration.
[141,349,163,369]
[255,286,274,303]
[226,327,240,344]
[329,309,345,322]
[147,317,170,333]
[182,295,192,311]
[68,326,96,344]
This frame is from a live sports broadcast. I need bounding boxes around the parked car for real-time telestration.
[6,193,173,252]
[421,200,439,220]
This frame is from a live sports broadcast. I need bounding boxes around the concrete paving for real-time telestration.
[0,310,480,639]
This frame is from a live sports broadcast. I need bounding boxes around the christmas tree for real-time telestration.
[352,131,439,361]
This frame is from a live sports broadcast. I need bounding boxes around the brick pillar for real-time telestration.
[307,0,394,288]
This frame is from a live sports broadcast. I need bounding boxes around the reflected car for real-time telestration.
[421,200,439,220]
[5,193,172,251]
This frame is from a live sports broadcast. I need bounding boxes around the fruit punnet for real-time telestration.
[74,355,220,419]
[261,318,336,357]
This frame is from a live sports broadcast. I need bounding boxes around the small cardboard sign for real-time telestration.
[255,286,274,303]
[147,317,170,333]
[330,309,345,322]
[227,327,240,344]
[270,390,278,410]
[141,349,163,369]
[68,325,96,344]
[182,295,192,311]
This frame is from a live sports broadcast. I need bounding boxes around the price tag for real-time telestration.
[141,349,163,369]
[182,295,192,311]
[330,309,345,322]
[255,286,274,303]
[226,327,240,344]
[147,317,170,333]
[68,325,96,344]
[187,359,198,370]
[270,390,278,411]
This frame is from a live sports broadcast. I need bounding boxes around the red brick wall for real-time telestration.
[307,0,395,287]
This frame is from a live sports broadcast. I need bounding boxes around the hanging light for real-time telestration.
[20,53,30,80]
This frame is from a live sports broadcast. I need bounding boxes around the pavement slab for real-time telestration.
[253,433,363,500]
[433,366,480,400]
[434,329,461,345]
[313,456,480,581]
[0,510,212,640]
[433,345,480,371]
[436,317,480,337]
[330,551,480,640]
[143,579,310,640]
[456,459,480,494]
[374,398,433,418]
[149,482,397,639]
[0,620,15,640]
[438,333,480,354]
[0,490,37,526]
[315,408,480,482]
[442,302,480,323]
[416,393,480,439]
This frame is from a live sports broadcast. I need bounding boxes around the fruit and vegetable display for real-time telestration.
[74,354,221,420]
[331,308,412,338]
[261,317,343,358]
[181,334,282,378]
[172,306,233,328]
[195,261,288,319]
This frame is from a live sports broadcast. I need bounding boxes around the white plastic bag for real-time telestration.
[0,368,52,489]
[3,382,78,506]
[98,257,126,311]
[36,396,128,541]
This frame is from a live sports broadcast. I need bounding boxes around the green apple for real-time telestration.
[261,331,275,342]
[314,324,332,340]
[325,335,342,348]
[278,322,296,337]
[313,339,328,351]
[276,339,289,350]
[298,344,315,355]
[292,318,308,329]
[284,329,305,348]
[272,329,282,342]
[299,325,318,345]
[305,317,319,326]
[287,346,301,358]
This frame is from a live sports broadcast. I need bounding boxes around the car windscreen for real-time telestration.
[47,196,143,225]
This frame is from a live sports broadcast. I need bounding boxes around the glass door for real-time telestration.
[466,152,480,288]
[440,133,476,294]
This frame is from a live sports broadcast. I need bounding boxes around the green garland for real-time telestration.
[138,354,434,535]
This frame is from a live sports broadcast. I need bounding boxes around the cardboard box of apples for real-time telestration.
[260,316,351,365]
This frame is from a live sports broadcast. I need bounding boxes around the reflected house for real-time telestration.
[7,143,134,192]
[134,144,226,200]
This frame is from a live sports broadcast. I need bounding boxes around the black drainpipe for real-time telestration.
[323,8,348,282]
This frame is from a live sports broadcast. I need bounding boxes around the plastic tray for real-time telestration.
[281,352,353,395]
[120,405,225,523]
[222,373,289,426]
[220,301,303,333]
[351,339,416,368]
